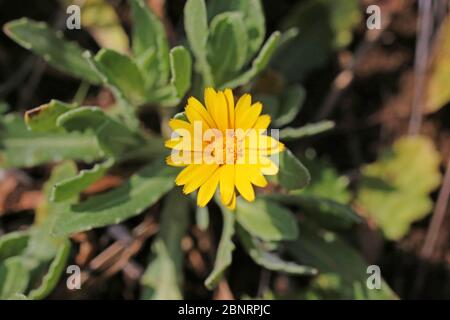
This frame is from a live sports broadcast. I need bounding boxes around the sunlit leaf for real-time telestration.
[355,136,442,240]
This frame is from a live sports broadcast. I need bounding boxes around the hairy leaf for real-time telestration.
[51,158,115,202]
[221,31,281,89]
[130,0,170,85]
[207,0,265,62]
[3,18,100,83]
[184,0,214,86]
[53,159,177,235]
[0,114,103,168]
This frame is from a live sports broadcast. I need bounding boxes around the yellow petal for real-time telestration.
[248,135,285,155]
[236,102,262,130]
[253,115,271,131]
[220,164,235,205]
[169,119,192,132]
[165,137,182,149]
[235,165,255,201]
[166,155,187,167]
[247,165,268,187]
[197,167,221,207]
[224,191,236,210]
[186,97,215,129]
[214,91,229,132]
[183,164,219,194]
[224,89,235,128]
[259,157,279,175]
[235,94,251,119]
[175,164,200,186]
[204,88,219,127]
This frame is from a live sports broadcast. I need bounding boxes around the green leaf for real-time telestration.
[355,136,442,240]
[184,0,214,86]
[51,158,115,202]
[56,107,143,158]
[3,18,100,84]
[207,0,265,62]
[90,49,148,106]
[279,121,335,141]
[25,100,74,132]
[426,15,450,113]
[266,194,361,230]
[80,0,129,54]
[287,224,397,299]
[0,114,104,168]
[205,208,235,289]
[0,257,30,299]
[236,198,298,241]
[0,231,30,261]
[0,162,77,300]
[207,12,248,85]
[274,0,361,82]
[221,31,281,89]
[28,239,71,300]
[237,226,316,275]
[135,48,158,89]
[130,0,170,86]
[278,149,310,190]
[141,190,189,299]
[272,85,306,127]
[53,159,177,235]
[300,154,351,204]
[168,46,192,101]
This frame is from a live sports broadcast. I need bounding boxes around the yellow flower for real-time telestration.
[165,88,284,210]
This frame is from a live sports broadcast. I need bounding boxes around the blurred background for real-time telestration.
[0,0,450,299]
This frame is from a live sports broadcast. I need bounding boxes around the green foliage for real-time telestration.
[279,121,335,141]
[53,159,177,235]
[51,158,115,202]
[356,136,442,240]
[0,113,103,168]
[274,0,361,81]
[0,0,403,300]
[185,0,282,89]
[277,149,311,191]
[255,84,306,128]
[236,198,298,241]
[205,208,235,289]
[267,194,360,231]
[301,154,352,204]
[207,0,265,62]
[287,224,397,299]
[141,190,189,299]
[0,161,78,299]
[91,49,148,106]
[237,226,317,275]
[3,18,101,84]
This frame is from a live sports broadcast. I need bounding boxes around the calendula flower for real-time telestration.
[165,88,284,210]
